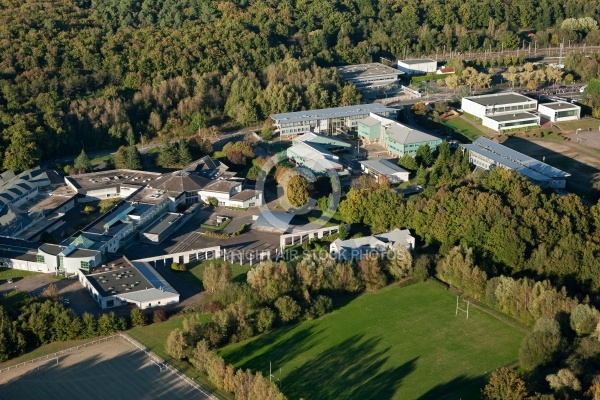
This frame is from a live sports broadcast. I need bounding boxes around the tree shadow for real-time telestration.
[282,335,417,400]
[417,374,486,400]
[223,324,323,370]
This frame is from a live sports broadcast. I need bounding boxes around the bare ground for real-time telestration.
[0,336,210,400]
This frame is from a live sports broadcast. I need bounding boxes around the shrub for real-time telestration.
[153,310,168,323]
[171,262,187,272]
[274,296,302,323]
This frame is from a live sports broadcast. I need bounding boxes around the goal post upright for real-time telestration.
[455,295,470,319]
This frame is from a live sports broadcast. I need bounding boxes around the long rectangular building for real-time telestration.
[461,137,570,188]
[461,92,540,132]
[337,63,403,89]
[271,104,397,137]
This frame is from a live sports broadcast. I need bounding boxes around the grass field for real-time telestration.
[219,282,525,400]
[557,117,600,132]
[444,117,484,140]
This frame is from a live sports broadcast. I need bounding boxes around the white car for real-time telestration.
[580,85,587,93]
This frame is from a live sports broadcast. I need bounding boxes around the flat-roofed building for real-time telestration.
[271,104,397,137]
[461,137,570,188]
[357,113,442,157]
[359,159,410,183]
[78,256,179,310]
[140,212,184,243]
[461,92,540,132]
[538,101,581,122]
[397,59,437,75]
[287,141,344,174]
[483,112,541,132]
[292,132,352,153]
[337,63,403,90]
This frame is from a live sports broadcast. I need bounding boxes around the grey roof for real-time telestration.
[183,156,218,172]
[254,211,295,231]
[150,171,211,192]
[85,257,154,297]
[293,132,352,149]
[83,201,153,236]
[145,213,181,235]
[398,59,436,65]
[201,180,241,194]
[465,92,536,106]
[230,189,260,202]
[337,63,402,80]
[461,137,570,181]
[271,104,397,125]
[360,159,409,176]
[65,170,162,190]
[332,229,414,258]
[539,101,580,111]
[385,123,441,145]
[0,236,41,260]
[39,243,64,255]
[358,116,382,127]
[485,112,539,122]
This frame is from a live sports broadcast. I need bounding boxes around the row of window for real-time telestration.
[486,103,536,115]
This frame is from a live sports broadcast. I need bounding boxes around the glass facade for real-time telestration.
[556,110,578,118]
[36,255,45,263]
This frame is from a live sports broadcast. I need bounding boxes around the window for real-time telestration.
[80,260,91,271]
[36,255,45,263]
[106,300,114,308]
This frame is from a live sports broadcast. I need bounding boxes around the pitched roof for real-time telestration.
[201,180,241,194]
[151,171,212,192]
[360,159,409,176]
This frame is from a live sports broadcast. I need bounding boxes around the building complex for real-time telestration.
[271,104,397,137]
[337,63,403,91]
[357,113,442,157]
[461,137,570,188]
[330,228,415,260]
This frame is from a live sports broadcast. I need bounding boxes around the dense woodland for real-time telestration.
[1,0,600,170]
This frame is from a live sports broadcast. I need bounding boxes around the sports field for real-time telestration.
[220,281,526,400]
[0,336,211,400]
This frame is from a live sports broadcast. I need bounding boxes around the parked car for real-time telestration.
[7,278,13,284]
[61,298,70,306]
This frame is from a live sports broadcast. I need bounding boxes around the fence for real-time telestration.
[0,334,120,374]
[0,332,221,400]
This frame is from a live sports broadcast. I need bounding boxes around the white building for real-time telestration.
[271,104,397,137]
[330,228,415,260]
[538,102,581,122]
[461,92,540,132]
[359,159,410,183]
[78,256,179,310]
[460,137,570,188]
[337,63,403,89]
[287,141,345,174]
[397,59,437,75]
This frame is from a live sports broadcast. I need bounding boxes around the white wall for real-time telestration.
[482,116,500,131]
[461,98,486,119]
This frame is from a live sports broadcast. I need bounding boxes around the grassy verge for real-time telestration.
[219,281,525,400]
[200,218,231,230]
[0,338,101,369]
[0,268,42,280]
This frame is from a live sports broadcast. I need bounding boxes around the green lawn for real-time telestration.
[219,282,525,400]
[556,117,600,132]
[444,117,484,140]
[0,338,101,369]
[174,259,252,289]
[0,267,41,280]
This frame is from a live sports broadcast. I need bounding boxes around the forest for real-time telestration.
[1,0,599,171]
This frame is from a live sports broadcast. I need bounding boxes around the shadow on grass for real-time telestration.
[418,375,485,400]
[223,325,323,369]
[282,335,418,400]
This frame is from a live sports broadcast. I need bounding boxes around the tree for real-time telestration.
[519,317,562,370]
[178,139,193,167]
[130,308,147,327]
[255,307,276,333]
[384,246,413,281]
[166,329,188,360]
[0,306,25,362]
[74,149,92,172]
[274,296,301,323]
[583,79,600,115]
[412,102,428,116]
[570,304,599,336]
[546,368,582,395]
[398,154,418,170]
[247,261,295,302]
[153,310,168,323]
[125,145,143,169]
[358,257,386,291]
[415,144,433,167]
[203,263,232,294]
[482,368,528,400]
[3,121,40,172]
[286,175,309,208]
[41,283,60,302]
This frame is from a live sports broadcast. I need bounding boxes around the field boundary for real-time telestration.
[119,332,220,400]
[0,332,220,400]
[0,334,120,374]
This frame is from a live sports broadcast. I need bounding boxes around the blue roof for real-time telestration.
[462,137,570,182]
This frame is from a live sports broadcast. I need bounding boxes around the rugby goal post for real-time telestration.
[455,296,470,319]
